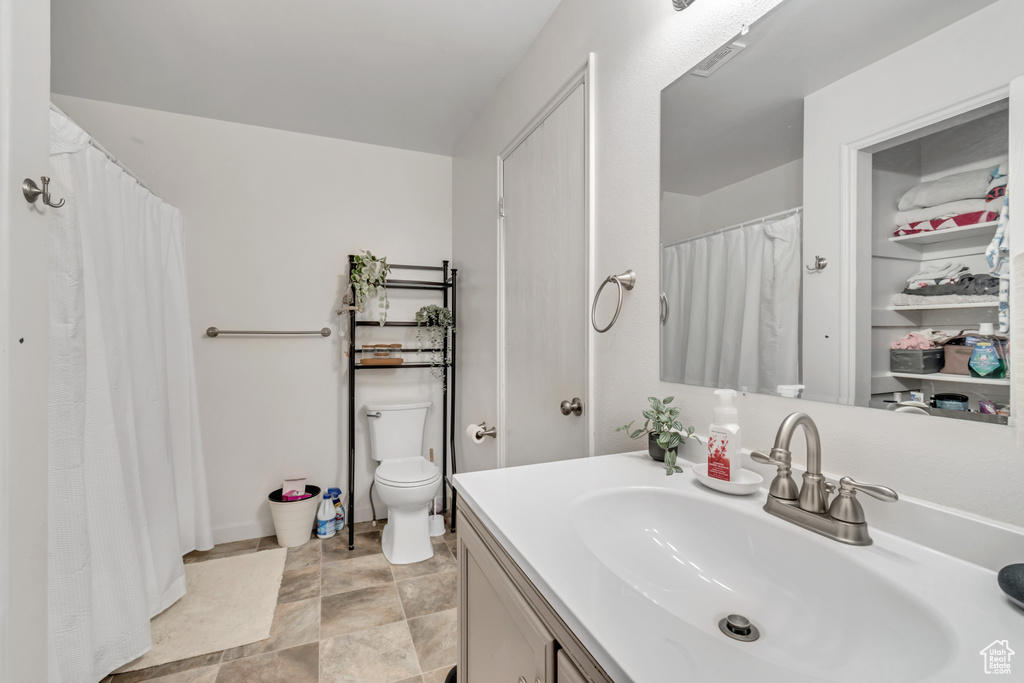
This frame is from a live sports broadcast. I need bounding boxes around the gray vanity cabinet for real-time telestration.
[457,502,613,683]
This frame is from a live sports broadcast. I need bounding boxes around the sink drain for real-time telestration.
[719,614,760,642]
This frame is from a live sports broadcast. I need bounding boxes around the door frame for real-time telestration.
[496,55,595,468]
[0,0,52,677]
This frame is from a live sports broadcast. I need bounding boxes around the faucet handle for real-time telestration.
[840,476,898,503]
[828,476,897,524]
[750,448,799,501]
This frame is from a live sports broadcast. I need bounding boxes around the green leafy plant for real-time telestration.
[350,251,390,325]
[415,305,455,379]
[616,396,700,475]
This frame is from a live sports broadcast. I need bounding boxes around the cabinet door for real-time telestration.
[460,519,554,682]
[556,650,589,683]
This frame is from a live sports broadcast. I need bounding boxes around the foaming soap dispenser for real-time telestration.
[708,389,741,482]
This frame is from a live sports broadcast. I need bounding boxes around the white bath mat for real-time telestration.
[116,548,287,672]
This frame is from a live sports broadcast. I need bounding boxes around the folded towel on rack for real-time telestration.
[907,261,966,281]
[891,293,999,307]
[896,166,996,211]
[894,199,988,226]
[902,274,999,296]
[893,209,998,237]
[905,262,969,290]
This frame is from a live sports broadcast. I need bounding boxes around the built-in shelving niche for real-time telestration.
[856,98,1009,424]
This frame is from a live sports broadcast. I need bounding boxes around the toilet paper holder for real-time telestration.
[468,422,497,441]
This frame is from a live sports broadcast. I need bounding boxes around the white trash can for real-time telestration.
[268,485,321,547]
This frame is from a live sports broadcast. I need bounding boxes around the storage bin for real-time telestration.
[890,348,943,374]
[940,341,973,376]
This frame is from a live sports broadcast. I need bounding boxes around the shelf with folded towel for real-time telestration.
[886,301,998,311]
[888,221,998,247]
[887,371,1009,387]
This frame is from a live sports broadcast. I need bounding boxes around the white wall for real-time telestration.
[698,158,802,234]
[54,95,453,542]
[453,0,1024,525]
[660,192,700,245]
[662,159,803,246]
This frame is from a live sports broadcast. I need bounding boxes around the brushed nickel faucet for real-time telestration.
[751,412,897,546]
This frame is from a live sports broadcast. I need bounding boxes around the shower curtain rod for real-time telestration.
[662,206,802,249]
[50,102,156,194]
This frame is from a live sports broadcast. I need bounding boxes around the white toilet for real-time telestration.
[366,402,440,564]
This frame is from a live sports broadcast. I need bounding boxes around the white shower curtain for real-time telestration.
[662,212,802,393]
[47,109,213,683]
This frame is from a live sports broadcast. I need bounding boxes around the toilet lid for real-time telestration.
[375,457,441,487]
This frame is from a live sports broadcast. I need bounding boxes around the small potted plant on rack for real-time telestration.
[414,304,455,378]
[350,250,390,325]
[616,396,700,475]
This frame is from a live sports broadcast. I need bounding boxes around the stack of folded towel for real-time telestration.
[893,162,1005,237]
[905,262,968,289]
[891,261,1000,307]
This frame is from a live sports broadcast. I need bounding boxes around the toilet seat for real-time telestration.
[375,457,440,488]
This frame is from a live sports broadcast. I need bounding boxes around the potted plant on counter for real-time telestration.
[616,396,700,475]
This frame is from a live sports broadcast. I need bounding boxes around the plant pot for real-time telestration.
[268,485,321,548]
[648,433,666,462]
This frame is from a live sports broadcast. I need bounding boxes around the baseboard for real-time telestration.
[212,521,275,545]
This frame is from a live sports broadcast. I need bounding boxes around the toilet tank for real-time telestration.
[365,402,430,461]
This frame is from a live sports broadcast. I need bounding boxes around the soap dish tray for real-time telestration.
[693,463,763,496]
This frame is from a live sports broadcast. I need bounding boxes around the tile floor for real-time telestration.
[102,520,459,683]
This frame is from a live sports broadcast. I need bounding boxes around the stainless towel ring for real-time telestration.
[591,270,636,333]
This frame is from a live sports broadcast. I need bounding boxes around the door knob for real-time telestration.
[559,397,583,416]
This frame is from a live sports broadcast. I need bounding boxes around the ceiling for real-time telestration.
[51,0,563,155]
[661,0,1000,197]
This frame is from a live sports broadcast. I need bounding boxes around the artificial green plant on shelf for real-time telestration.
[616,396,700,475]
[350,250,390,325]
[414,304,455,378]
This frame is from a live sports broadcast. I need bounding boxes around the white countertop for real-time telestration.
[454,452,1024,682]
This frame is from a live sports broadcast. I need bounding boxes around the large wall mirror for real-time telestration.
[660,0,1016,425]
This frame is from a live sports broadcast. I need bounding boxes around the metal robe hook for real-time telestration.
[23,176,65,208]
[806,255,828,273]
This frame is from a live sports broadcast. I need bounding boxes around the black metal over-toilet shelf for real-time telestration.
[344,257,459,551]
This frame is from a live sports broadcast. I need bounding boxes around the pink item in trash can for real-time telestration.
[282,477,310,501]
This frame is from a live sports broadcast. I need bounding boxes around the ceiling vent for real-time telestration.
[690,42,745,78]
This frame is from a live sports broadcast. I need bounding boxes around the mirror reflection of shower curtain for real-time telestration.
[662,212,801,393]
[47,108,214,682]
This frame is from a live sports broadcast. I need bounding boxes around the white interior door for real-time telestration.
[500,80,588,468]
[0,0,52,677]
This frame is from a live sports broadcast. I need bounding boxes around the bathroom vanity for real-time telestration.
[454,452,1024,682]
[457,502,611,683]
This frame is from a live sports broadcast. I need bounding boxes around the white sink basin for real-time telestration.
[570,487,954,682]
